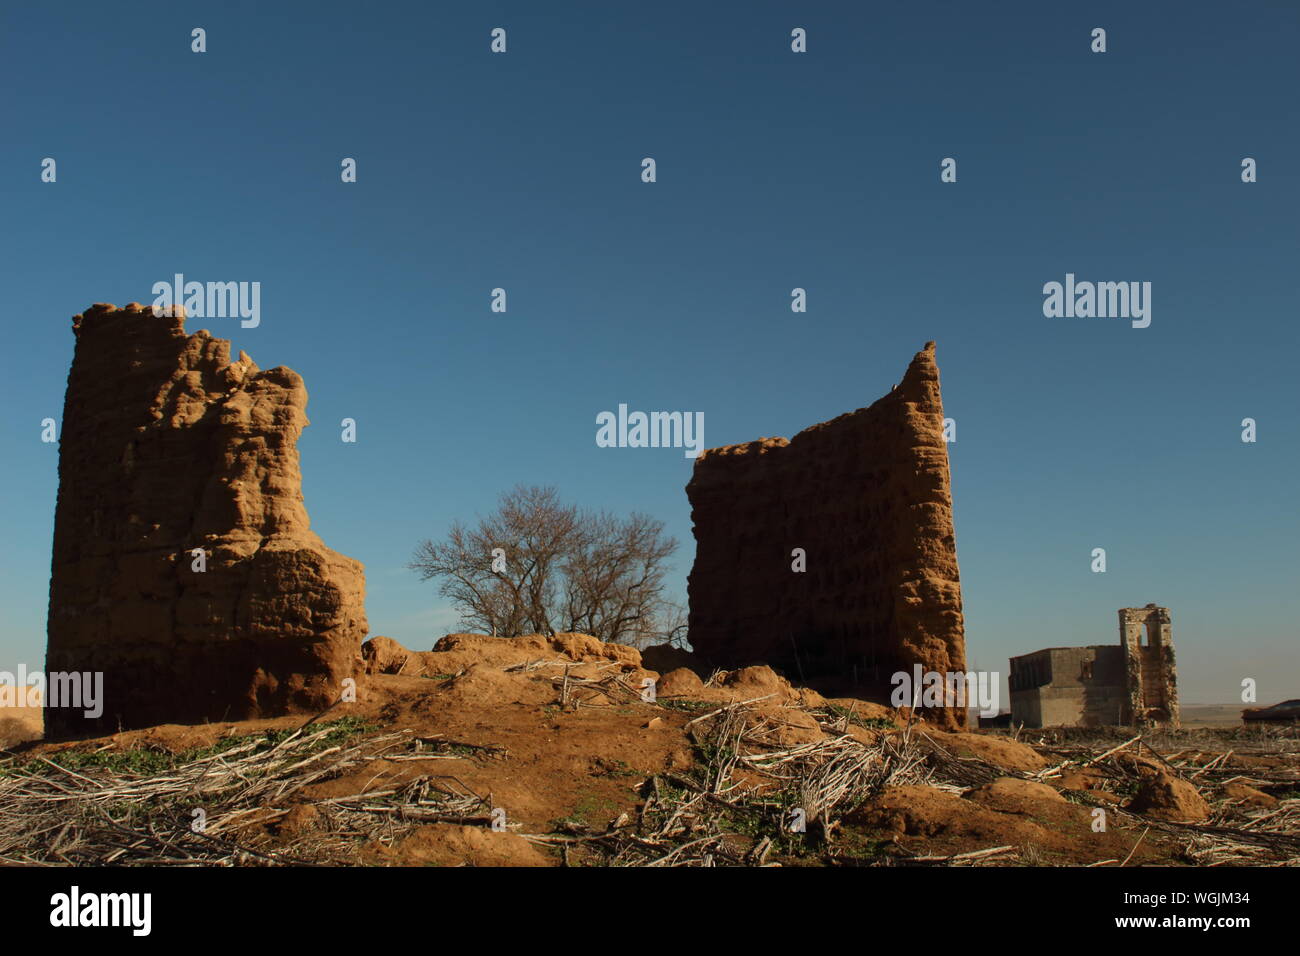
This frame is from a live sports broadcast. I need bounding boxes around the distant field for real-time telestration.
[0,687,43,748]
[1181,704,1247,727]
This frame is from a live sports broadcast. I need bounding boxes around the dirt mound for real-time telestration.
[432,631,640,665]
[852,783,1157,865]
[12,631,1282,868]
[1219,782,1278,808]
[656,668,704,697]
[645,664,836,716]
[744,704,826,746]
[716,665,794,698]
[703,665,827,708]
[0,715,41,749]
[858,784,1048,842]
[274,804,321,836]
[362,636,418,675]
[432,663,555,708]
[921,731,1048,773]
[545,633,641,667]
[367,824,550,867]
[362,632,644,679]
[964,778,1066,814]
[0,687,44,748]
[1128,771,1210,822]
[824,697,899,727]
[1056,767,1109,791]
[1115,752,1164,775]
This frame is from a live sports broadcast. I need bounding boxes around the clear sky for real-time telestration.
[2,1,1296,706]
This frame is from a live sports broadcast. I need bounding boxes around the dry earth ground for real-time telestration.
[1,635,1296,867]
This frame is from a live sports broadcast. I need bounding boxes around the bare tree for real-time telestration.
[649,599,691,650]
[409,485,678,646]
[559,510,677,646]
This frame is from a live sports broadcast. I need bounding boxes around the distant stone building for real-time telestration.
[1009,605,1179,729]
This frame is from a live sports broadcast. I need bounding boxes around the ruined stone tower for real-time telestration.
[685,342,966,727]
[1118,604,1180,728]
[45,303,367,738]
[1008,605,1180,728]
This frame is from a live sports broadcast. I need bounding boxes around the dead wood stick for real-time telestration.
[910,844,1015,863]
[685,694,777,727]
[1086,735,1142,767]
[1120,826,1150,866]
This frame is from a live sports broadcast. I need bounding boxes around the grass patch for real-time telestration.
[10,716,378,777]
[594,758,640,779]
[556,791,621,828]
[824,704,895,731]
[657,698,713,714]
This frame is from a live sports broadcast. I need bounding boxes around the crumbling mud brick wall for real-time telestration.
[685,342,966,727]
[45,303,367,738]
[1118,605,1180,728]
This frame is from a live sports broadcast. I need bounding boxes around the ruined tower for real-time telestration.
[1118,604,1180,728]
[1008,605,1180,728]
[45,303,368,738]
[685,342,966,727]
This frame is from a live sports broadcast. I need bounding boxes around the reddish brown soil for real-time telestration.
[14,635,1296,867]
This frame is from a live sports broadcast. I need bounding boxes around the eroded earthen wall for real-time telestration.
[685,342,966,727]
[45,303,367,737]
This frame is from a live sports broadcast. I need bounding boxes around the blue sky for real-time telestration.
[2,1,1297,705]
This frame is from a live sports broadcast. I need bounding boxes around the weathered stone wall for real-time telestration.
[1010,646,1127,727]
[1009,607,1179,729]
[45,303,367,737]
[685,342,966,727]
